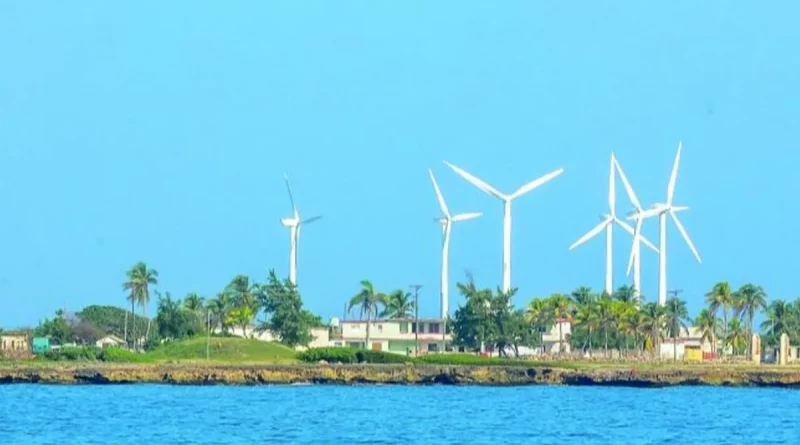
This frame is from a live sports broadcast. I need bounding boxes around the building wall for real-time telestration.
[340,320,451,344]
[0,335,31,358]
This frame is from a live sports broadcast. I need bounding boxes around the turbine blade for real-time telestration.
[301,216,322,225]
[670,211,701,263]
[609,153,616,213]
[672,205,689,212]
[428,169,450,217]
[452,212,482,222]
[614,217,658,253]
[626,218,642,275]
[510,168,564,200]
[628,205,666,221]
[569,217,611,250]
[284,173,297,213]
[667,141,682,205]
[443,161,506,199]
[613,158,642,210]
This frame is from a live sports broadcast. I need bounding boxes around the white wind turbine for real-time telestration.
[626,142,701,305]
[429,169,481,319]
[280,174,322,286]
[569,153,657,296]
[443,161,564,293]
[613,155,659,303]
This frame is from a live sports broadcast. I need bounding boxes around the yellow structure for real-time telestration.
[752,333,761,365]
[685,346,703,361]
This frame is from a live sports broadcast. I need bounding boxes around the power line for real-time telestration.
[410,284,422,356]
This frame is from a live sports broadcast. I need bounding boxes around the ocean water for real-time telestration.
[1,385,798,444]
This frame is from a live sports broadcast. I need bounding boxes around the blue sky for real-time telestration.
[1,2,799,327]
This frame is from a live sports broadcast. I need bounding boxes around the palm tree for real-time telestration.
[225,275,260,337]
[641,302,667,359]
[761,299,793,347]
[208,292,232,334]
[705,282,733,354]
[184,293,205,313]
[619,310,645,357]
[733,284,767,359]
[595,298,616,358]
[726,318,747,356]
[571,286,594,306]
[549,293,574,355]
[526,298,555,353]
[694,308,719,355]
[348,280,387,348]
[612,285,637,305]
[123,262,159,348]
[381,290,415,319]
[664,297,689,360]
[573,297,598,355]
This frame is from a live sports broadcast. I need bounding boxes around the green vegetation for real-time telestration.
[146,337,298,363]
[257,271,324,347]
[77,305,149,340]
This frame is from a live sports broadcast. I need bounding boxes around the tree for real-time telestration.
[549,293,575,355]
[526,298,555,353]
[733,284,767,359]
[225,275,260,337]
[664,297,689,360]
[77,305,149,340]
[726,318,747,356]
[612,285,637,305]
[33,309,72,345]
[761,299,793,347]
[381,290,415,319]
[705,282,733,354]
[155,292,200,340]
[694,308,719,355]
[123,262,159,348]
[184,293,205,313]
[641,302,666,359]
[258,270,322,347]
[572,295,598,355]
[208,293,232,334]
[348,280,387,348]
[594,298,617,358]
[453,281,494,352]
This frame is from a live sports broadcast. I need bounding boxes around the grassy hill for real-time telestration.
[146,337,298,364]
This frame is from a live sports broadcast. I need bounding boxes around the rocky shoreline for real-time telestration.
[2,363,800,387]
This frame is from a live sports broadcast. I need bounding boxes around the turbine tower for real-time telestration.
[443,161,564,293]
[569,153,657,296]
[280,174,321,286]
[429,169,481,319]
[627,142,701,305]
[613,155,659,303]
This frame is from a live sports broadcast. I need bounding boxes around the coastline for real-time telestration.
[2,363,800,387]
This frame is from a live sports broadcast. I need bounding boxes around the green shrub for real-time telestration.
[42,346,100,361]
[297,347,357,364]
[413,353,524,366]
[355,350,411,364]
[99,347,149,363]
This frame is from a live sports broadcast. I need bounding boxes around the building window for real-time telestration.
[428,343,439,352]
[400,322,409,334]
[411,323,417,334]
[430,323,440,334]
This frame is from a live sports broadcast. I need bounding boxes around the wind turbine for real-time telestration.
[443,161,564,293]
[612,155,659,304]
[280,174,322,286]
[429,169,481,319]
[626,142,701,305]
[569,153,657,296]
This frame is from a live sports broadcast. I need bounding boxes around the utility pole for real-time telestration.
[206,309,211,361]
[668,289,683,299]
[410,284,422,356]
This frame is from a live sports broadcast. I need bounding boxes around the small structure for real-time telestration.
[659,327,714,360]
[95,335,126,349]
[1,333,30,358]
[780,333,790,366]
[31,337,50,354]
[752,333,761,365]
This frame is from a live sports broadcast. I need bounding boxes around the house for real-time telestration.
[659,327,714,360]
[1,333,31,358]
[32,337,50,354]
[331,318,452,355]
[221,326,330,350]
[95,335,126,348]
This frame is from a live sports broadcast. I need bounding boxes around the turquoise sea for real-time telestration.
[1,385,798,444]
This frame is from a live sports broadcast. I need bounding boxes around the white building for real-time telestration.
[659,327,713,360]
[95,335,126,348]
[331,319,451,355]
[221,326,329,350]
